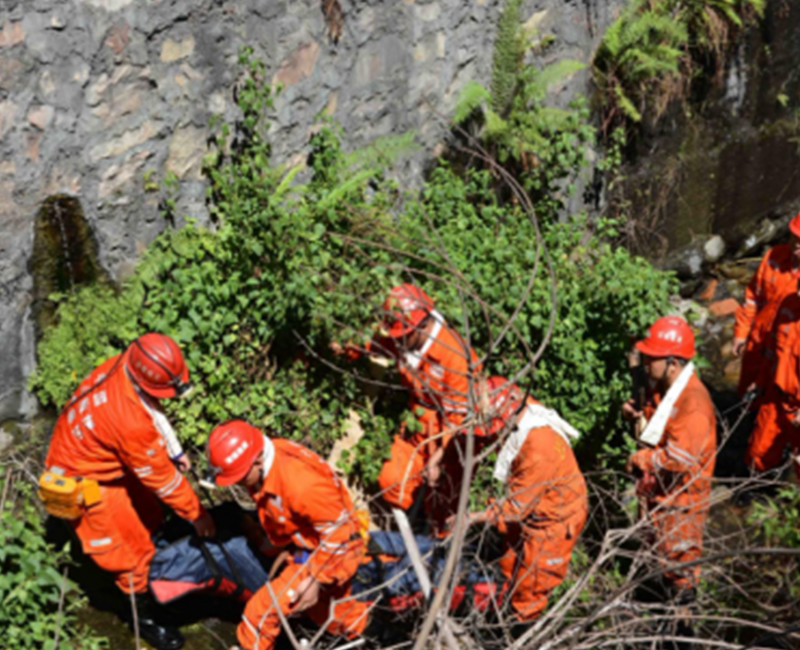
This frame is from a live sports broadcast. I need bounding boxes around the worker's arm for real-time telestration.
[733,255,769,342]
[115,424,206,523]
[290,474,362,586]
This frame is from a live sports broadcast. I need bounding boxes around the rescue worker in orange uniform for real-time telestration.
[455,376,587,625]
[207,421,370,650]
[44,333,215,650]
[622,316,716,599]
[745,278,800,476]
[342,283,481,534]
[732,212,800,396]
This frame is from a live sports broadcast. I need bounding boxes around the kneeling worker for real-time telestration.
[456,376,587,625]
[622,316,716,601]
[207,421,370,650]
[42,333,215,650]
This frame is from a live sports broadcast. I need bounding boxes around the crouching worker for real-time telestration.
[207,421,370,650]
[41,333,215,650]
[338,283,481,535]
[454,377,587,626]
[622,316,716,601]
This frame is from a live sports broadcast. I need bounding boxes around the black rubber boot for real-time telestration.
[128,593,185,650]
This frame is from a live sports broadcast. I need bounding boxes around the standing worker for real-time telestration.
[206,420,370,650]
[732,212,800,396]
[342,283,481,535]
[622,316,716,601]
[743,278,800,478]
[455,376,586,627]
[41,333,215,650]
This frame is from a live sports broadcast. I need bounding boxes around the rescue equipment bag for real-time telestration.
[38,468,101,520]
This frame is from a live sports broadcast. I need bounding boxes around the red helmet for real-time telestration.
[476,376,525,437]
[207,420,265,486]
[125,333,191,399]
[381,283,434,338]
[790,212,800,238]
[635,315,695,359]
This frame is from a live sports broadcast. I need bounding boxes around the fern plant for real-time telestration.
[454,59,591,223]
[490,0,524,116]
[593,0,765,136]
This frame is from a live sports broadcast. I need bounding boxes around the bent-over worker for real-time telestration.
[207,420,370,650]
[43,333,214,650]
[342,283,482,535]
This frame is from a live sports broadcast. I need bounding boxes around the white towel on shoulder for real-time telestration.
[493,403,580,483]
[639,361,695,447]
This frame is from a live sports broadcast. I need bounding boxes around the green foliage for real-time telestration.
[593,0,764,135]
[29,283,142,408]
[747,486,800,548]
[490,0,524,116]
[0,481,106,650]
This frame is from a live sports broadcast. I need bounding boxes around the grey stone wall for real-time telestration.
[0,0,621,421]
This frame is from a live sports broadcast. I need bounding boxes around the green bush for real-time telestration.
[0,481,106,650]
[30,48,673,490]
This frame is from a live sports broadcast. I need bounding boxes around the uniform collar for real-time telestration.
[252,436,279,499]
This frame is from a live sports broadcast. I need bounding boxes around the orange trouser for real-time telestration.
[378,406,445,510]
[377,409,474,536]
[238,559,370,650]
[499,508,586,622]
[647,501,708,590]
[746,393,800,475]
[72,475,164,594]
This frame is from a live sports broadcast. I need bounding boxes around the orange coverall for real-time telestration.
[734,244,799,396]
[369,317,481,531]
[238,439,369,650]
[630,373,717,590]
[486,413,588,622]
[746,292,800,474]
[45,353,204,593]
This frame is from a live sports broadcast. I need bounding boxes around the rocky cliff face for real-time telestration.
[0,0,619,421]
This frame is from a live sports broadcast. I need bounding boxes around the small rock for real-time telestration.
[272,41,321,88]
[160,35,195,63]
[718,261,749,280]
[679,278,702,298]
[703,235,726,263]
[0,99,18,141]
[696,278,719,302]
[737,219,779,257]
[165,124,206,179]
[709,298,740,318]
[0,21,24,48]
[104,23,130,56]
[28,104,54,130]
[663,242,705,280]
[89,120,156,161]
